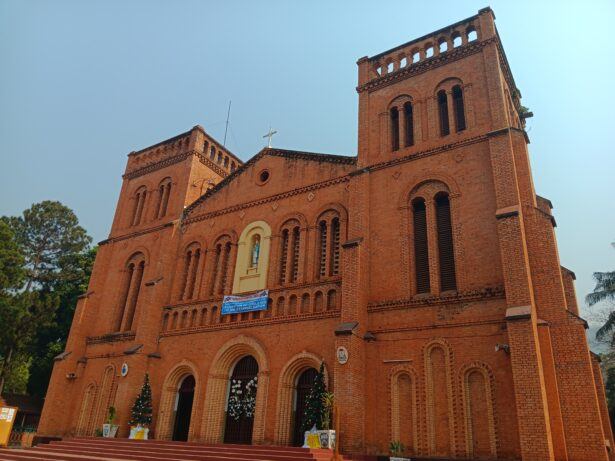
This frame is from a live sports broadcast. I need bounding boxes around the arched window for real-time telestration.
[279,229,289,284]
[113,253,146,332]
[179,244,202,301]
[219,242,231,295]
[210,146,216,160]
[210,237,233,296]
[412,199,430,294]
[279,220,302,285]
[437,90,450,137]
[162,313,170,331]
[452,85,466,132]
[131,186,147,226]
[317,211,342,279]
[231,161,237,172]
[217,153,223,164]
[224,157,229,168]
[435,193,456,291]
[210,306,218,324]
[154,178,172,219]
[300,293,310,313]
[171,312,178,330]
[327,289,337,310]
[390,107,400,151]
[404,102,414,147]
[318,221,327,278]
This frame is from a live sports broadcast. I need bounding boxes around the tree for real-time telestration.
[0,201,92,396]
[301,362,327,433]
[0,220,26,395]
[129,374,153,427]
[586,242,615,345]
[2,200,91,291]
[27,247,97,397]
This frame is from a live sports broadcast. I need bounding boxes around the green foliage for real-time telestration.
[301,363,327,432]
[587,244,615,345]
[130,374,153,427]
[0,220,25,291]
[321,391,334,430]
[106,406,117,425]
[0,201,94,397]
[1,200,91,289]
[389,440,405,456]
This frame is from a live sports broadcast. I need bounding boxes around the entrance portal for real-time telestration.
[224,355,259,444]
[292,367,318,446]
[172,375,195,441]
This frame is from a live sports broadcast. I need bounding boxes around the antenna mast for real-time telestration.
[223,100,232,147]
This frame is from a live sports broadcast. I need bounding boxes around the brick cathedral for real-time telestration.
[38,8,613,460]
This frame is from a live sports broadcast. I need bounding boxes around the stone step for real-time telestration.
[0,437,342,461]
[41,445,311,461]
[53,439,319,458]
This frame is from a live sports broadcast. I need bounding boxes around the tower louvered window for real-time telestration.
[330,218,340,276]
[279,229,289,283]
[290,226,300,282]
[404,102,414,147]
[436,194,457,291]
[131,187,147,226]
[154,178,171,219]
[438,90,450,137]
[452,85,466,132]
[179,250,192,300]
[318,221,328,278]
[390,107,400,151]
[413,199,430,294]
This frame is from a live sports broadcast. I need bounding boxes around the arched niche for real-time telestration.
[232,220,272,293]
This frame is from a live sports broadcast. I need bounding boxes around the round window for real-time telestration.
[257,169,270,185]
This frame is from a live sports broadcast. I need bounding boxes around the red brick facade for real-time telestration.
[38,8,612,460]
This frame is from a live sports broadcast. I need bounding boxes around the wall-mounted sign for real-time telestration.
[336,346,349,365]
[221,290,269,315]
[121,363,129,377]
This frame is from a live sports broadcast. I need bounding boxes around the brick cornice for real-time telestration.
[99,221,174,246]
[357,37,497,94]
[123,149,229,180]
[368,286,505,312]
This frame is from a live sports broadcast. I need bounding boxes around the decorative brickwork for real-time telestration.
[37,8,611,460]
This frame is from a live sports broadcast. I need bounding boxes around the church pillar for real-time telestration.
[398,104,407,148]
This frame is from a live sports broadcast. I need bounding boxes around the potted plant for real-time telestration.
[389,440,410,461]
[301,363,336,449]
[102,406,119,438]
[129,374,152,440]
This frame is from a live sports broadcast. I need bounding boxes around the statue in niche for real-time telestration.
[250,235,261,268]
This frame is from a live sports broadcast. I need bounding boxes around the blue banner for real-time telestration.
[221,290,269,315]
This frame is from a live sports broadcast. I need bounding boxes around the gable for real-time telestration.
[184,149,356,218]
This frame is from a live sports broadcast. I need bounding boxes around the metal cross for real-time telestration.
[263,126,277,148]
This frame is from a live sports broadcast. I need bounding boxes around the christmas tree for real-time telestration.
[129,373,153,427]
[301,362,327,432]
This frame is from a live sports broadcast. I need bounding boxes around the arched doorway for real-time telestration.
[224,356,259,444]
[292,367,318,446]
[172,375,195,441]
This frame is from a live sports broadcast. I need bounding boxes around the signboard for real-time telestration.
[221,290,269,315]
[0,406,18,447]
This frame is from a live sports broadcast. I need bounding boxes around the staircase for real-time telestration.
[0,437,342,461]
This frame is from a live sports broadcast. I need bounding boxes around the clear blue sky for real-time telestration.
[1,0,613,325]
